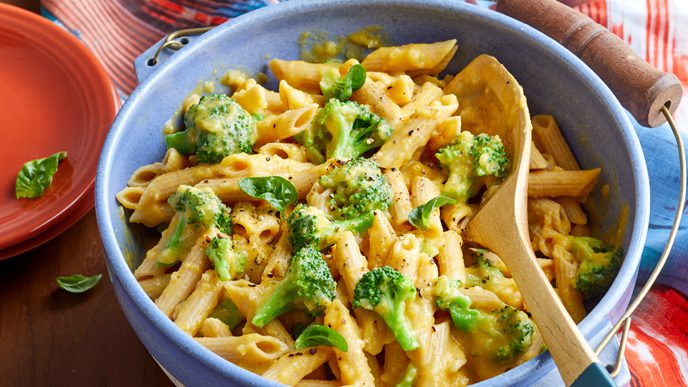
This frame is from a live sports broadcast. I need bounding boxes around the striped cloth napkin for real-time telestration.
[41,0,688,385]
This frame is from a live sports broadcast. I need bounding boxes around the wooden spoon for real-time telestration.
[472,0,683,385]
[450,55,614,385]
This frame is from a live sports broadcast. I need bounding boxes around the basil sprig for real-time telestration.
[15,151,68,198]
[238,176,298,212]
[408,195,457,230]
[320,64,367,101]
[294,324,348,352]
[56,274,102,293]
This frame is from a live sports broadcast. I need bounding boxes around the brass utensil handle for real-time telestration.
[496,0,682,127]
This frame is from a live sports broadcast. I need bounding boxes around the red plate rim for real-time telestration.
[0,4,120,257]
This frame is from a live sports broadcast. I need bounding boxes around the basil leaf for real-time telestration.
[238,176,297,212]
[15,151,68,198]
[295,324,348,352]
[408,195,457,230]
[56,274,102,293]
[320,64,367,101]
[347,64,367,91]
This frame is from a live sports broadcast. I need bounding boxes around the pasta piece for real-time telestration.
[116,186,146,210]
[182,93,201,114]
[231,202,280,283]
[130,164,221,226]
[174,270,224,336]
[386,75,415,105]
[384,168,413,232]
[552,244,586,323]
[196,334,289,373]
[219,152,315,179]
[531,114,580,171]
[261,223,293,282]
[279,80,325,110]
[400,160,445,187]
[379,342,410,386]
[233,82,269,115]
[262,347,332,385]
[333,231,368,297]
[199,317,232,337]
[557,196,588,225]
[225,280,295,348]
[528,169,601,198]
[528,198,572,257]
[385,233,421,283]
[324,299,376,386]
[361,40,457,74]
[418,321,466,385]
[295,380,341,387]
[407,43,458,77]
[427,116,462,154]
[374,95,458,168]
[399,81,443,121]
[139,274,171,299]
[269,59,337,93]
[404,255,437,375]
[351,79,403,129]
[437,230,466,283]
[367,211,398,269]
[127,162,165,187]
[529,142,549,170]
[255,104,319,146]
[155,235,211,317]
[258,142,309,162]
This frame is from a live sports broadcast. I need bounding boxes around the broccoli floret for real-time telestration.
[465,250,522,309]
[471,133,509,177]
[287,204,373,251]
[569,236,622,298]
[165,94,256,163]
[435,132,508,202]
[296,100,392,164]
[318,158,392,220]
[431,276,534,362]
[431,276,480,331]
[353,266,419,351]
[252,246,336,328]
[488,305,535,362]
[205,236,246,281]
[159,185,232,266]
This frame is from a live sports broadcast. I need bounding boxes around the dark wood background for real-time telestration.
[0,1,172,385]
[0,212,172,386]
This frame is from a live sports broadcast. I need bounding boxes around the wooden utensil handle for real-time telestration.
[497,0,682,127]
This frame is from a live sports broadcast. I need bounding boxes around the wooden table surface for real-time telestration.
[0,1,171,385]
[0,212,173,386]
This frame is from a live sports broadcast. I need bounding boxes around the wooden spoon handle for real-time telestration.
[496,0,682,127]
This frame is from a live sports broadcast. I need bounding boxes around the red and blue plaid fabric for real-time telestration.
[41,0,688,385]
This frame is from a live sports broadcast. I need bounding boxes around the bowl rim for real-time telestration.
[96,0,650,384]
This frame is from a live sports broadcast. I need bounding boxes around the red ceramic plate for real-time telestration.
[0,4,119,258]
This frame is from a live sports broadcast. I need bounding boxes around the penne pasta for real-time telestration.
[120,40,614,386]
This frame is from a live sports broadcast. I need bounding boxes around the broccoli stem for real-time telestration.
[331,212,374,235]
[158,216,187,266]
[449,307,480,332]
[251,282,295,328]
[165,130,195,154]
[379,300,420,351]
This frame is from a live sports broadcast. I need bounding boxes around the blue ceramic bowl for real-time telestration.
[96,0,650,385]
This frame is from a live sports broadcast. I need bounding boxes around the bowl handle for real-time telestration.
[134,27,213,83]
[496,0,682,128]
